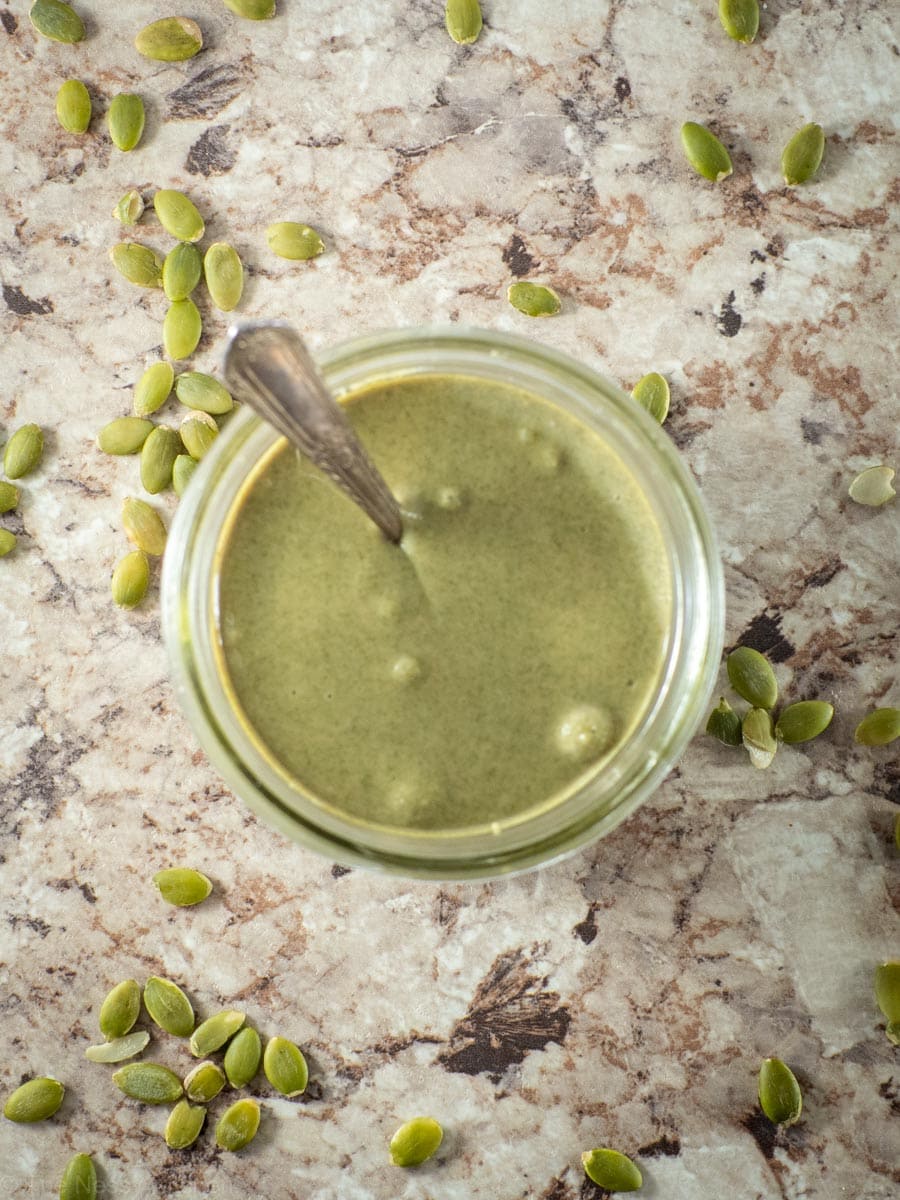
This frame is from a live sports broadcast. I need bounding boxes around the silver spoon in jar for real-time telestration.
[223,321,404,544]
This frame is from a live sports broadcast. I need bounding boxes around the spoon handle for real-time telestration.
[224,322,403,543]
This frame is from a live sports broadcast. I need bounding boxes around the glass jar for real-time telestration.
[162,327,723,879]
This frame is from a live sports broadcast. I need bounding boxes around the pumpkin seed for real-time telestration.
[848,465,895,507]
[84,1031,150,1063]
[59,1151,96,1200]
[854,707,900,747]
[3,424,44,479]
[111,550,150,609]
[29,0,84,43]
[172,454,199,497]
[742,706,777,769]
[204,243,244,312]
[112,1062,183,1105]
[775,700,833,744]
[223,0,276,17]
[389,1116,443,1167]
[56,80,91,134]
[874,961,900,1023]
[162,242,203,303]
[113,190,145,226]
[163,299,202,360]
[180,412,218,460]
[632,372,670,423]
[183,1060,226,1103]
[99,979,141,1040]
[122,497,167,557]
[134,362,174,417]
[507,281,561,317]
[582,1147,642,1192]
[107,94,146,153]
[224,1027,261,1088]
[0,482,20,514]
[174,372,233,415]
[445,0,482,45]
[706,696,743,746]
[262,1035,308,1096]
[190,1010,245,1058]
[781,122,825,186]
[165,1100,206,1150]
[143,977,195,1038]
[681,122,733,181]
[887,1021,900,1046]
[97,417,154,456]
[110,242,163,289]
[3,1076,65,1123]
[140,426,181,493]
[135,17,203,62]
[727,646,778,709]
[153,867,212,906]
[718,0,759,44]
[758,1057,802,1126]
[0,530,16,557]
[215,1097,260,1151]
[153,190,205,243]
[266,221,325,260]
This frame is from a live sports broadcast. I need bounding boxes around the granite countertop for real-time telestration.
[1,2,897,1196]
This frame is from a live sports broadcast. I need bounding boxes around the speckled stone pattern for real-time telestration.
[0,1,897,1197]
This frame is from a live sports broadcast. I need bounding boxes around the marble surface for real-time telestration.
[1,1,898,1196]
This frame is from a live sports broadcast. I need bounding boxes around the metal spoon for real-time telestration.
[223,321,403,543]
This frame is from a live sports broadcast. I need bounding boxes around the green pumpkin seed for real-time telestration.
[56,80,91,134]
[887,1021,900,1046]
[266,221,325,260]
[224,1027,261,1088]
[84,1031,150,1063]
[165,1099,206,1150]
[389,1116,443,1167]
[99,979,141,1040]
[445,0,482,45]
[113,190,145,226]
[111,550,150,609]
[110,242,163,289]
[163,299,202,360]
[0,482,20,514]
[215,1098,260,1151]
[222,0,276,17]
[681,122,733,181]
[0,530,16,557]
[781,122,825,186]
[775,700,834,744]
[874,961,900,1023]
[3,1076,65,1123]
[180,412,218,460]
[507,281,561,317]
[134,362,174,417]
[727,646,778,709]
[718,0,759,44]
[174,372,233,415]
[742,707,777,769]
[135,17,203,62]
[183,1060,226,1103]
[706,696,743,746]
[122,497,167,557]
[29,0,84,43]
[162,242,203,303]
[632,372,670,423]
[190,1010,245,1058]
[59,1151,96,1200]
[112,1062,183,1105]
[263,1035,308,1097]
[154,190,205,243]
[107,94,146,153]
[152,866,212,906]
[173,454,199,497]
[758,1057,802,1126]
[3,424,44,479]
[204,243,244,312]
[581,1148,642,1191]
[140,426,181,493]
[854,707,900,747]
[144,977,195,1038]
[97,417,154,456]
[848,465,895,507]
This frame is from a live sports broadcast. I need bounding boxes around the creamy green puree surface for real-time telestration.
[216,373,671,834]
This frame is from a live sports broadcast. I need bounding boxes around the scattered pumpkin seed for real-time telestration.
[112,1062,183,1105]
[29,0,84,43]
[190,1010,245,1058]
[172,454,199,497]
[109,242,163,289]
[874,961,900,1024]
[0,530,16,557]
[215,1097,260,1151]
[113,190,145,226]
[632,372,670,423]
[680,121,733,181]
[204,242,244,312]
[742,706,777,769]
[154,190,205,243]
[152,867,212,906]
[3,424,43,479]
[140,426,181,493]
[262,1035,308,1097]
[97,417,154,456]
[781,122,825,186]
[706,696,743,746]
[758,1057,802,1126]
[56,79,91,134]
[3,1076,65,1123]
[0,482,20,514]
[134,362,175,418]
[775,700,834,744]
[848,465,895,507]
[854,707,900,747]
[183,1060,226,1103]
[59,1151,96,1200]
[887,1022,900,1046]
[84,1031,150,1063]
[507,281,561,317]
[581,1148,642,1192]
[110,550,150,609]
[389,1116,443,1167]
[445,0,482,45]
[727,646,778,709]
[122,497,167,557]
[165,1099,206,1150]
[99,978,141,1040]
[144,977,195,1038]
[163,299,202,360]
[107,94,146,153]
[224,1027,262,1088]
[135,17,203,62]
[162,242,203,303]
[180,412,218,460]
[222,0,276,17]
[174,372,233,415]
[266,221,325,260]
[718,0,759,44]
